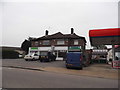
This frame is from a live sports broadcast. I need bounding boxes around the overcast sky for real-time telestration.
[0,0,119,49]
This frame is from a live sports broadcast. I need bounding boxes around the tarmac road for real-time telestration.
[2,59,65,68]
[2,59,119,79]
[2,67,118,88]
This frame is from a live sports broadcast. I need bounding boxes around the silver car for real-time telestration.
[24,53,39,61]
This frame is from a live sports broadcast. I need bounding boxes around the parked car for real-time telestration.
[66,52,83,69]
[24,53,39,61]
[40,51,56,62]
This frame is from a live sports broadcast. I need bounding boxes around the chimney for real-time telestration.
[71,28,74,34]
[45,30,48,36]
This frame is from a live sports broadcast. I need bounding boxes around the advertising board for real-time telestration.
[112,60,120,69]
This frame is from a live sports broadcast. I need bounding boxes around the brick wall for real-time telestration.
[31,38,85,47]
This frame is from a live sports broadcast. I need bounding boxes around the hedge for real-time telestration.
[2,49,19,59]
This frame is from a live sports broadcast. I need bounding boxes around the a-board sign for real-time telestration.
[112,60,120,69]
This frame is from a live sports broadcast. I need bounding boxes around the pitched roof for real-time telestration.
[33,32,86,43]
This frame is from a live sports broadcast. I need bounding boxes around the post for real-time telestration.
[111,44,116,68]
[112,44,115,61]
[57,50,58,58]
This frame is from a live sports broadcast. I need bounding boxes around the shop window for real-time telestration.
[58,51,66,57]
[40,52,48,56]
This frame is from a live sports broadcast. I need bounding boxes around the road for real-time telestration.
[2,67,118,88]
[2,59,119,79]
[2,59,65,68]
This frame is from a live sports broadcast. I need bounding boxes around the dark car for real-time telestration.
[40,51,56,62]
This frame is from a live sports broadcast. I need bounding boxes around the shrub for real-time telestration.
[2,49,19,59]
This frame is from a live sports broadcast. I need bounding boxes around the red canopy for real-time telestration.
[89,28,120,46]
[89,28,120,37]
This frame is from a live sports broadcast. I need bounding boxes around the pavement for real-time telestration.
[2,59,119,80]
[39,65,119,80]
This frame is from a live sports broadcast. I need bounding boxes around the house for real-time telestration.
[30,28,86,60]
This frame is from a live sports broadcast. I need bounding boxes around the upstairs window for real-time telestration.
[74,40,79,45]
[35,41,38,46]
[57,39,65,45]
[43,40,50,45]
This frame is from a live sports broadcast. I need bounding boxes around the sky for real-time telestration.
[0,0,119,49]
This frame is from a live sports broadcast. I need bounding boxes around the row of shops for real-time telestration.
[28,46,81,60]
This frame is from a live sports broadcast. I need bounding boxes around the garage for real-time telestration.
[89,28,120,68]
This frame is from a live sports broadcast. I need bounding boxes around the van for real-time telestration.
[66,52,83,69]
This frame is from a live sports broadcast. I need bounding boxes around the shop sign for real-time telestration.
[68,46,81,51]
[30,47,38,50]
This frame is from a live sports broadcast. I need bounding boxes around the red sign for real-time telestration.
[112,60,120,69]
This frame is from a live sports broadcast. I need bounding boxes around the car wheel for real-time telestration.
[79,67,83,70]
[48,59,51,62]
[40,60,42,62]
[32,58,35,61]
[25,59,28,61]
[66,66,70,69]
